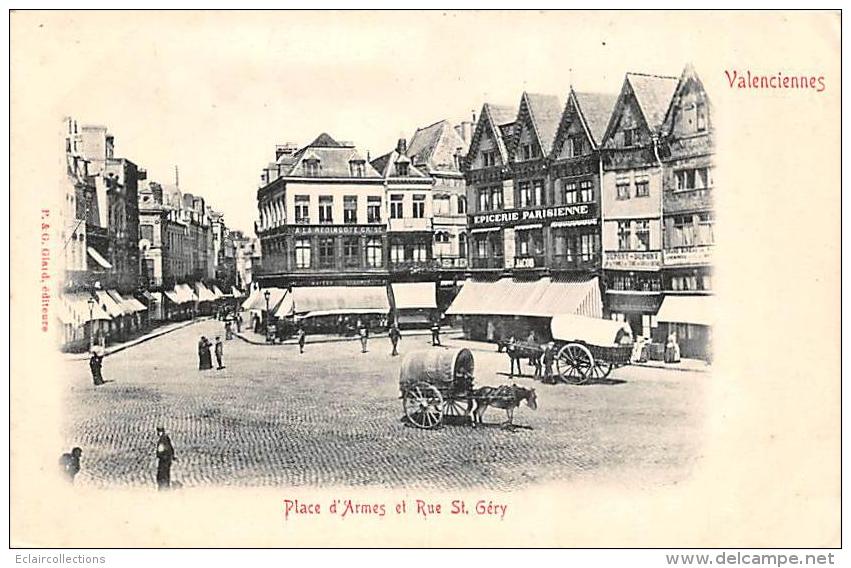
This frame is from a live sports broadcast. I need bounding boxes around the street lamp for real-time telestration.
[263,290,271,343]
[87,297,95,351]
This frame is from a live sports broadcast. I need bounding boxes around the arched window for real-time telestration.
[458,233,468,258]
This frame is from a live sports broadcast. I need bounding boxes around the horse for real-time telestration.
[467,384,537,429]
[504,342,544,378]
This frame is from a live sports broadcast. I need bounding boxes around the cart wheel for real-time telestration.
[589,360,614,380]
[442,397,470,425]
[402,382,444,429]
[556,343,594,385]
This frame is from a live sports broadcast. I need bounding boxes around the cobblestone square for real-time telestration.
[62,320,706,490]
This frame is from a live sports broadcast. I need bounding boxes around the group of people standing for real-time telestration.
[198,336,224,370]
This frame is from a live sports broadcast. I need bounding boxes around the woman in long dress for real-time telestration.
[198,336,213,370]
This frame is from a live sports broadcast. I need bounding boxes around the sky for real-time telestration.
[12,10,781,233]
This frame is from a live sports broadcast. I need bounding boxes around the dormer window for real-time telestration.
[304,159,320,177]
[482,150,497,167]
[350,160,365,177]
[623,128,638,147]
[396,163,409,177]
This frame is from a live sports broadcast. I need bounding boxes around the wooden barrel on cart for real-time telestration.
[399,348,475,429]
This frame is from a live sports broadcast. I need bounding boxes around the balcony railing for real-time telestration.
[551,253,601,270]
[470,256,504,269]
[512,254,546,269]
[388,218,431,232]
[388,259,439,272]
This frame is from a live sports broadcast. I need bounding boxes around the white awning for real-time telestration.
[392,282,437,310]
[551,218,598,229]
[291,286,390,314]
[656,295,715,326]
[446,277,602,319]
[95,290,125,318]
[231,286,244,298]
[175,284,198,303]
[297,308,388,319]
[514,224,543,231]
[212,285,226,299]
[62,293,112,323]
[470,227,500,234]
[244,287,288,312]
[86,247,112,269]
[105,290,134,316]
[195,282,217,302]
[273,292,294,318]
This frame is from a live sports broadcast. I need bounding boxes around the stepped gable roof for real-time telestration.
[521,92,563,156]
[571,91,619,148]
[408,119,468,173]
[625,72,679,133]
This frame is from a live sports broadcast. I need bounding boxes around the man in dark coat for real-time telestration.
[357,320,368,353]
[155,426,175,491]
[198,336,212,370]
[59,447,82,483]
[431,322,442,346]
[214,337,224,369]
[389,325,401,356]
[297,327,306,354]
[89,351,105,386]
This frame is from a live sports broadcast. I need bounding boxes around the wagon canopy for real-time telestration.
[550,314,632,347]
[399,348,474,390]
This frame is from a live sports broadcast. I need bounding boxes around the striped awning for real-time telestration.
[391,282,437,310]
[445,276,602,319]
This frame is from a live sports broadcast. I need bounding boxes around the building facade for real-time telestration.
[256,133,388,286]
[600,73,679,340]
[657,65,715,360]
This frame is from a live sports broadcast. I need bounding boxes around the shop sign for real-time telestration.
[469,203,596,229]
[291,224,384,236]
[662,246,712,266]
[603,250,662,270]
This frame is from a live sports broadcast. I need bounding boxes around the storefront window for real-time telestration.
[412,244,428,261]
[318,237,335,268]
[295,238,311,269]
[366,238,383,268]
[390,243,405,263]
[343,238,359,268]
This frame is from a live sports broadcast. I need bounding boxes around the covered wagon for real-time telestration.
[399,348,475,429]
[550,314,634,384]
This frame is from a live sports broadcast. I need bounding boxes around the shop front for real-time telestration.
[445,275,603,342]
[655,294,714,361]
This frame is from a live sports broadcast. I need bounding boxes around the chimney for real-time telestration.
[396,138,407,154]
[174,165,179,188]
[472,110,477,124]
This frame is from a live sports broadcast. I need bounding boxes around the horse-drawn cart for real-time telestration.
[399,348,536,429]
[550,314,634,385]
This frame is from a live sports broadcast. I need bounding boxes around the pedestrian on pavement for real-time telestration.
[236,312,242,333]
[214,337,224,369]
[507,336,521,378]
[89,351,105,386]
[389,324,401,356]
[297,327,306,354]
[225,320,233,340]
[665,331,681,364]
[357,320,368,353]
[155,426,175,491]
[198,336,213,370]
[431,321,442,346]
[59,447,82,483]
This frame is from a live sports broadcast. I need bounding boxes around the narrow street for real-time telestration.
[62,319,707,491]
